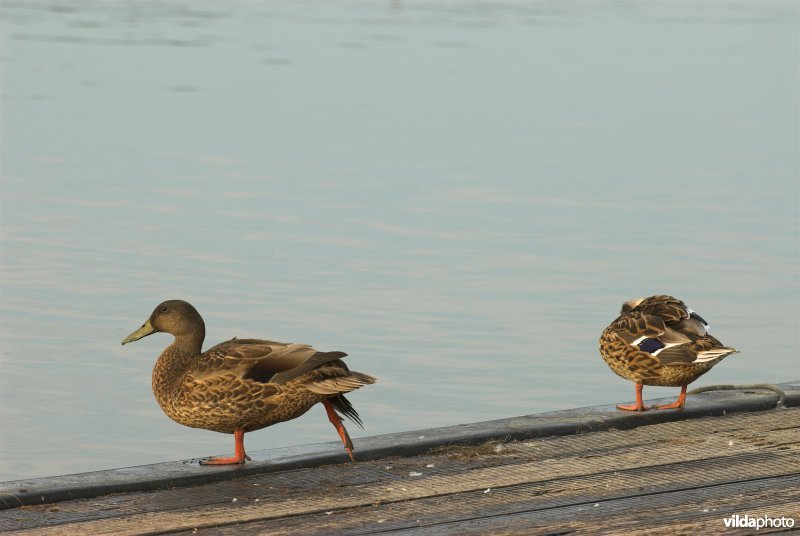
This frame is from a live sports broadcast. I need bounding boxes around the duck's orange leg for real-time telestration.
[323,399,355,461]
[200,429,252,465]
[617,383,649,412]
[652,385,687,410]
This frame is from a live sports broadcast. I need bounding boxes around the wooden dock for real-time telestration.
[1,384,798,534]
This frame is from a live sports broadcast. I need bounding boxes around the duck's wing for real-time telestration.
[606,296,735,371]
[608,311,691,348]
[635,296,709,339]
[191,339,351,385]
[601,310,693,373]
[656,335,738,365]
[610,305,724,366]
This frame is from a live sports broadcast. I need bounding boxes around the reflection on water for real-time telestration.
[1,0,797,481]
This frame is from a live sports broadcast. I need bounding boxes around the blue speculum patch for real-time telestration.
[638,338,665,354]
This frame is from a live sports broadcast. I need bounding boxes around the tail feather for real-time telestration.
[694,347,738,363]
[306,371,377,395]
[330,394,365,430]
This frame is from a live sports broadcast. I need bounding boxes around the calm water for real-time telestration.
[0,0,797,481]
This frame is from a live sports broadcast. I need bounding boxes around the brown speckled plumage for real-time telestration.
[599,295,737,411]
[122,300,376,464]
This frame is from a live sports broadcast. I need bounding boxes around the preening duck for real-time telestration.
[599,295,737,411]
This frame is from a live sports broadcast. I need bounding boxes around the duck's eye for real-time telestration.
[159,306,168,313]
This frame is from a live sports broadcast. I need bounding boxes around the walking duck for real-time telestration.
[599,295,737,411]
[122,300,376,465]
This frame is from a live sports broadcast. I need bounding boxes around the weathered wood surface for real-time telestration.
[4,382,797,510]
[2,407,798,535]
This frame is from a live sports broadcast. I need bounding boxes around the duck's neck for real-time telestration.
[152,332,204,404]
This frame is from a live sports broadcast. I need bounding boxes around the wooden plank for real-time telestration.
[1,410,792,532]
[196,455,800,535]
[4,407,796,524]
[4,383,798,511]
[397,477,800,536]
[623,503,800,536]
[2,409,796,535]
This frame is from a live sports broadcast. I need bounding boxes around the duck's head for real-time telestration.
[121,300,205,345]
[620,297,645,314]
